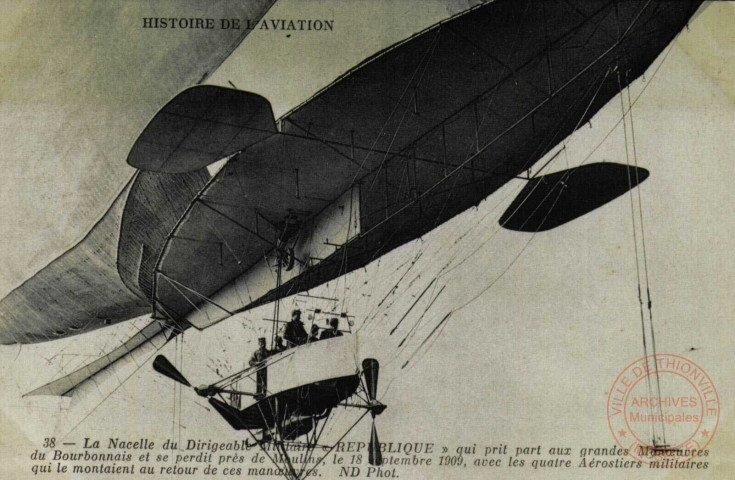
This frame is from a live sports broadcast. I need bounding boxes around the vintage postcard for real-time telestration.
[1,1,733,478]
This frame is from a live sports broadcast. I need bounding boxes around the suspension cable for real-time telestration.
[618,68,661,445]
[626,76,666,445]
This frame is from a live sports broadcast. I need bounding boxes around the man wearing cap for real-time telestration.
[249,337,269,400]
[319,318,343,340]
[308,324,320,343]
[283,309,308,347]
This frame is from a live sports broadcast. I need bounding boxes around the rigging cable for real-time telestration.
[385,22,681,386]
[431,7,688,289]
[399,13,687,377]
[396,164,574,376]
[626,74,666,445]
[395,51,634,374]
[60,323,174,440]
[617,68,663,446]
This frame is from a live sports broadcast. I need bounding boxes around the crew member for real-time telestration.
[273,335,286,353]
[319,318,343,340]
[308,324,320,343]
[283,309,308,347]
[249,337,269,400]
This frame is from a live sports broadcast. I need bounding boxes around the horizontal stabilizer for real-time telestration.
[499,163,649,232]
[24,320,173,396]
[127,86,277,173]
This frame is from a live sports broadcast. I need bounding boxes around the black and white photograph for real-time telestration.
[1,1,733,478]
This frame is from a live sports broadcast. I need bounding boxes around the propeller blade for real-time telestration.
[153,355,191,387]
[362,358,379,401]
[368,421,383,466]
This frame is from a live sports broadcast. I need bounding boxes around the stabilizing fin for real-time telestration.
[127,86,277,173]
[500,163,649,232]
[24,319,177,396]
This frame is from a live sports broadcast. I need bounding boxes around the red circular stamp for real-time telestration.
[607,354,719,465]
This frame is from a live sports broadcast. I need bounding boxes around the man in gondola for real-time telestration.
[249,337,269,400]
[308,324,320,343]
[319,317,343,340]
[283,309,308,347]
[273,335,286,353]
